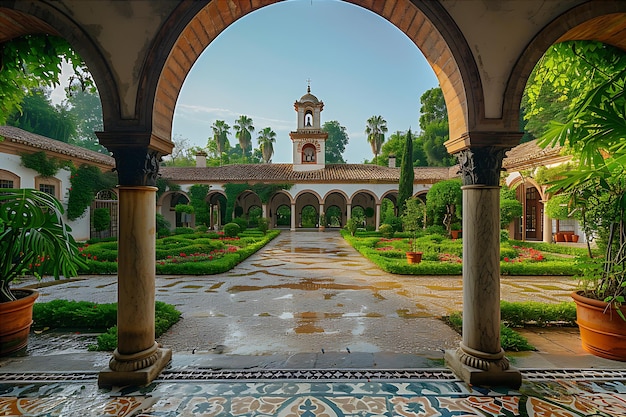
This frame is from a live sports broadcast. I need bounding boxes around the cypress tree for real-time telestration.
[398,129,415,214]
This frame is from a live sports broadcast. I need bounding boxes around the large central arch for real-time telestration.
[151,0,475,149]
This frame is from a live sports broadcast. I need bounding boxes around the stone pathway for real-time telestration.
[26,230,579,357]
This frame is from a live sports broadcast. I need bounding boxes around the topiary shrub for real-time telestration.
[223,222,241,238]
[379,223,394,238]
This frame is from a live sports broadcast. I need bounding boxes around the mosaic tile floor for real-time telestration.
[1,374,626,416]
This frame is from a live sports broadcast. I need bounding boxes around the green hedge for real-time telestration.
[342,230,582,276]
[79,229,280,275]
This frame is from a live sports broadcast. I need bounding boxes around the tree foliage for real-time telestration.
[322,120,349,163]
[233,115,255,161]
[64,84,107,153]
[426,179,462,234]
[397,129,415,214]
[417,88,454,166]
[523,41,626,140]
[365,115,388,161]
[0,34,90,125]
[257,127,276,163]
[7,89,76,142]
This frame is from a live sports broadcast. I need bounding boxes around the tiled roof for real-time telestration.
[0,125,115,168]
[161,164,456,183]
[503,139,565,170]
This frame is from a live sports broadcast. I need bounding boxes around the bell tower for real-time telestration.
[290,83,328,171]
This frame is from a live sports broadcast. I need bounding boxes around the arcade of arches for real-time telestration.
[2,0,626,388]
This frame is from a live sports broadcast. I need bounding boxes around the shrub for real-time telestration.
[174,227,195,235]
[195,224,209,233]
[223,222,241,238]
[378,223,394,238]
[345,218,359,236]
[257,217,270,234]
[232,217,248,232]
[156,213,171,236]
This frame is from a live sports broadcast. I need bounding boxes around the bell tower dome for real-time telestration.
[290,83,328,171]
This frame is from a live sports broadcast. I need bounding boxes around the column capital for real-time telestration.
[456,146,509,187]
[96,131,171,187]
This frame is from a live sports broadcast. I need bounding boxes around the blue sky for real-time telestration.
[171,0,439,163]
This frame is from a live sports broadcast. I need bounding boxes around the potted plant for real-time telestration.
[401,198,424,264]
[450,222,462,240]
[539,63,626,360]
[0,188,84,356]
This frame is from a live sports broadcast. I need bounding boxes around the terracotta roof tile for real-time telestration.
[0,125,115,168]
[503,139,565,170]
[160,164,457,184]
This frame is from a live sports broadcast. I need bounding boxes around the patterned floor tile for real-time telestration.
[1,380,626,416]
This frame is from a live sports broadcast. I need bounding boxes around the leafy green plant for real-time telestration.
[378,223,394,238]
[539,58,626,312]
[92,208,110,233]
[223,222,240,238]
[345,218,359,236]
[174,204,194,214]
[0,189,85,302]
[401,198,425,252]
[20,151,62,177]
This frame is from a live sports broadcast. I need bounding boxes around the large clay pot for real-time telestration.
[0,289,39,356]
[572,291,626,361]
[571,234,580,243]
[450,230,461,240]
[406,252,423,264]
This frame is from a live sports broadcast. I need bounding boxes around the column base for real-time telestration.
[98,347,172,388]
[445,349,521,389]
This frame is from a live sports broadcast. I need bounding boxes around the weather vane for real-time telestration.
[306,78,311,92]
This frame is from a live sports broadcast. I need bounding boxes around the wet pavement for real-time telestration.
[2,230,626,416]
[24,230,580,358]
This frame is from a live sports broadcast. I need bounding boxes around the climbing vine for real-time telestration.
[67,164,117,220]
[20,151,66,177]
[223,182,293,220]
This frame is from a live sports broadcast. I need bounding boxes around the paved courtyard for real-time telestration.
[27,230,579,357]
[3,230,626,416]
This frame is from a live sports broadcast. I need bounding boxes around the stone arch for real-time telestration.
[159,191,192,229]
[295,191,322,228]
[234,190,262,220]
[323,190,349,228]
[349,189,380,206]
[207,190,227,229]
[151,0,476,151]
[268,191,294,229]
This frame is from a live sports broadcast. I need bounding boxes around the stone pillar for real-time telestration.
[375,203,381,231]
[95,137,172,388]
[542,200,552,243]
[445,145,521,388]
[346,203,352,221]
[290,203,296,231]
[262,203,268,219]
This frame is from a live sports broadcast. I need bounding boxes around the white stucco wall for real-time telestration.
[0,153,91,241]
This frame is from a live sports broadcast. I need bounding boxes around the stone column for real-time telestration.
[445,145,521,388]
[96,139,172,388]
[290,203,296,231]
[375,203,381,231]
[542,199,552,243]
[346,203,352,221]
[262,203,268,219]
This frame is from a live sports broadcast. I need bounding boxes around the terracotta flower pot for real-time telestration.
[571,234,580,243]
[0,288,39,356]
[406,251,423,264]
[450,230,461,240]
[555,233,565,242]
[571,291,626,361]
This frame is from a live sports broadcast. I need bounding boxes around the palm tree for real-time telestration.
[365,115,388,162]
[233,115,255,161]
[211,120,230,166]
[257,127,276,163]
